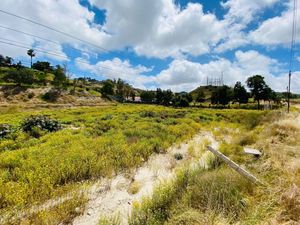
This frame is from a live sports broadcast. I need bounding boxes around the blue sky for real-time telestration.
[0,0,300,92]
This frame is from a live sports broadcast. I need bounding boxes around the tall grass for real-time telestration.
[130,167,254,224]
[0,104,267,219]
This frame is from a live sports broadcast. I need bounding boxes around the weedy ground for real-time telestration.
[0,104,282,224]
[129,108,300,225]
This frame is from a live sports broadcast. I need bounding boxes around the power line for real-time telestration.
[0,24,97,56]
[0,39,123,74]
[0,37,70,57]
[0,9,110,53]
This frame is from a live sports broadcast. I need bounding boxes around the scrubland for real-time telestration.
[0,104,298,224]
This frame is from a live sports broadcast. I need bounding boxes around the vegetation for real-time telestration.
[130,109,300,225]
[0,52,299,225]
[0,104,267,222]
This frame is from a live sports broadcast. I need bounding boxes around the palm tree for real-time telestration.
[27,49,36,68]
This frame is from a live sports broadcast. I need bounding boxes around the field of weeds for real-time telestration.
[0,104,268,224]
[130,108,300,225]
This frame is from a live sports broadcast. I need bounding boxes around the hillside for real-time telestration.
[189,85,219,100]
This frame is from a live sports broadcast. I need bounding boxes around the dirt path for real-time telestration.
[72,132,218,225]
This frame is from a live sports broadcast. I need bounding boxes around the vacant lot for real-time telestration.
[1,104,298,224]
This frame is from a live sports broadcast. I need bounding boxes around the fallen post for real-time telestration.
[207,146,263,185]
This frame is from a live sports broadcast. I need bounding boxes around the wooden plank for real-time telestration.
[244,147,262,156]
[207,146,263,185]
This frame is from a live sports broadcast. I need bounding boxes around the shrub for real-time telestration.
[0,124,14,139]
[21,115,62,137]
[27,92,35,99]
[42,89,61,102]
[139,111,156,118]
[174,153,183,160]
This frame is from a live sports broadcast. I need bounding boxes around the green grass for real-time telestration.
[0,104,267,223]
[130,167,253,225]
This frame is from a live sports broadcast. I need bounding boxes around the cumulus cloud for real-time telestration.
[0,0,107,60]
[75,57,155,89]
[215,0,280,53]
[75,50,298,93]
[155,50,297,93]
[222,0,279,25]
[89,0,227,58]
[250,0,299,46]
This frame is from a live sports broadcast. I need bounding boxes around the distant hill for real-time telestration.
[189,85,219,100]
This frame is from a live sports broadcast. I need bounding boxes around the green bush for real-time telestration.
[42,89,61,102]
[27,92,35,99]
[174,153,183,160]
[0,124,14,139]
[21,115,62,137]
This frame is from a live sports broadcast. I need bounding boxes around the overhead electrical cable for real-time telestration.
[0,9,110,53]
[0,39,123,74]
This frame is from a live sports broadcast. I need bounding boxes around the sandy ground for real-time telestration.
[72,132,218,225]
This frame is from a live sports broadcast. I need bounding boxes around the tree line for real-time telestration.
[0,53,285,108]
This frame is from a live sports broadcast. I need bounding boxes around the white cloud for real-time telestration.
[215,0,280,53]
[89,0,227,58]
[250,0,299,45]
[0,0,107,61]
[155,50,298,92]
[75,57,155,89]
[222,0,280,25]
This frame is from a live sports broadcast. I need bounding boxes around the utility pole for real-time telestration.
[288,70,291,113]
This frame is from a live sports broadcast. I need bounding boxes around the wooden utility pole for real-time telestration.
[288,70,291,113]
[207,146,262,185]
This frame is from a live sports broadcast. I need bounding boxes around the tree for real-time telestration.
[130,90,136,101]
[246,75,267,109]
[173,92,192,107]
[233,81,248,106]
[0,55,5,66]
[4,68,35,85]
[100,80,114,97]
[195,90,206,103]
[53,65,67,86]
[116,78,126,101]
[162,89,174,106]
[4,56,13,66]
[32,61,53,72]
[140,90,156,103]
[211,85,233,105]
[156,88,164,105]
[27,49,36,68]
[15,61,24,70]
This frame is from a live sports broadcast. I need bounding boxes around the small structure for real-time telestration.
[244,147,262,158]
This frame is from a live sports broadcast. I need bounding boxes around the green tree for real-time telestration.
[4,68,35,85]
[116,78,126,101]
[100,80,114,97]
[0,55,12,67]
[53,65,67,86]
[27,49,36,68]
[140,90,156,103]
[162,89,174,106]
[246,75,266,109]
[156,88,164,105]
[130,90,136,101]
[32,61,53,72]
[233,81,248,106]
[211,85,233,105]
[173,92,192,107]
[195,90,205,103]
